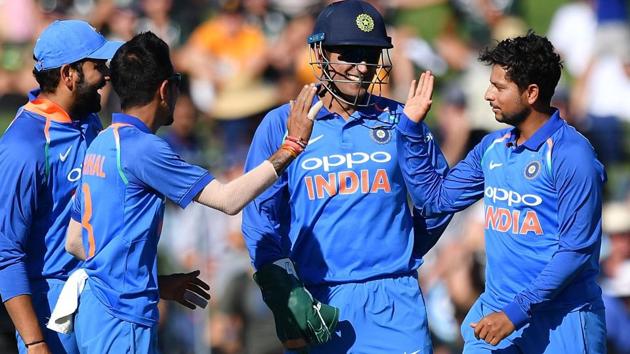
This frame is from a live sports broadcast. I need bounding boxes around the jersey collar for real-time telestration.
[26,88,95,123]
[310,95,389,121]
[514,109,564,151]
[24,97,72,123]
[28,88,40,101]
[112,113,152,134]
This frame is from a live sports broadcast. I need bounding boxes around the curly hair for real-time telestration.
[479,31,563,105]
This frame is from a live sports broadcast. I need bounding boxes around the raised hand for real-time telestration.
[403,71,434,123]
[158,270,210,309]
[287,84,324,143]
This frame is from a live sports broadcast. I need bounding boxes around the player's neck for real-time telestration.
[123,103,162,133]
[37,91,73,117]
[321,91,359,120]
[515,109,552,145]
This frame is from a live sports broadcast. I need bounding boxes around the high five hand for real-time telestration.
[287,83,323,143]
[403,71,434,123]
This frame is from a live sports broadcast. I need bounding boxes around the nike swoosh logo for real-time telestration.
[308,134,324,145]
[59,146,72,162]
[406,351,421,354]
[489,161,503,170]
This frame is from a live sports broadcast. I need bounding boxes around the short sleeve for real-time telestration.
[126,136,214,208]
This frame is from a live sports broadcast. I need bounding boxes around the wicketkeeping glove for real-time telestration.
[253,258,339,349]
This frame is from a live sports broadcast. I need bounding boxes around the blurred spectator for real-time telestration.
[138,0,183,47]
[601,202,630,279]
[266,13,315,102]
[243,0,287,41]
[270,0,320,18]
[568,0,630,165]
[178,0,272,114]
[213,218,282,354]
[430,0,527,135]
[601,261,630,354]
[422,202,486,353]
[434,83,471,165]
[0,0,40,96]
[107,5,139,42]
[177,0,276,167]
[162,92,207,166]
[547,0,596,78]
[600,201,630,353]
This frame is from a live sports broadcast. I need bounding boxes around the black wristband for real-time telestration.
[25,339,45,347]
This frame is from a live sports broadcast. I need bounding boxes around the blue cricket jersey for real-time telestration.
[396,110,606,329]
[242,96,451,286]
[0,92,102,301]
[71,113,213,326]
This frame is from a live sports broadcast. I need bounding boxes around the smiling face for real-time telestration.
[321,45,382,104]
[72,59,109,116]
[484,64,530,126]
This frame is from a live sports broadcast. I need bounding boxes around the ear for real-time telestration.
[158,80,169,102]
[524,84,539,105]
[60,64,73,90]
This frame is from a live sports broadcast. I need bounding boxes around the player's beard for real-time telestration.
[498,105,530,126]
[73,76,105,117]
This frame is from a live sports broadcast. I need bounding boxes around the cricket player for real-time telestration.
[397,32,607,353]
[0,20,122,354]
[57,31,326,354]
[242,1,452,353]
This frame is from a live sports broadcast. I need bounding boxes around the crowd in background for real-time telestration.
[0,0,629,353]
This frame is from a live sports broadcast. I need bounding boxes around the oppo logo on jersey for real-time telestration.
[484,186,544,235]
[301,151,391,172]
[301,151,392,200]
[484,187,542,207]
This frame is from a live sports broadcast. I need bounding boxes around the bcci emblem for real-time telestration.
[370,127,391,144]
[356,13,374,32]
[524,161,542,179]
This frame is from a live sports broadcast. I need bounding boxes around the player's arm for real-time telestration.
[409,127,454,257]
[397,71,485,217]
[65,188,86,260]
[65,219,85,261]
[0,146,51,353]
[5,296,50,353]
[194,85,322,215]
[501,142,606,329]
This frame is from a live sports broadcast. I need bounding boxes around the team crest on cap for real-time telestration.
[524,160,541,179]
[356,13,374,32]
[370,127,391,144]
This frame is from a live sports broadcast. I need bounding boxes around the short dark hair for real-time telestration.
[479,31,562,105]
[110,32,174,110]
[32,59,85,93]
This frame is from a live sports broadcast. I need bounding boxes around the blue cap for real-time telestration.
[308,0,392,49]
[34,20,123,71]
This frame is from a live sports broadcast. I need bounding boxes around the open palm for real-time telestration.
[403,71,434,123]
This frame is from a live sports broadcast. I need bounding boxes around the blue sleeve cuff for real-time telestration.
[179,173,214,208]
[0,262,31,302]
[396,113,425,138]
[502,301,530,329]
